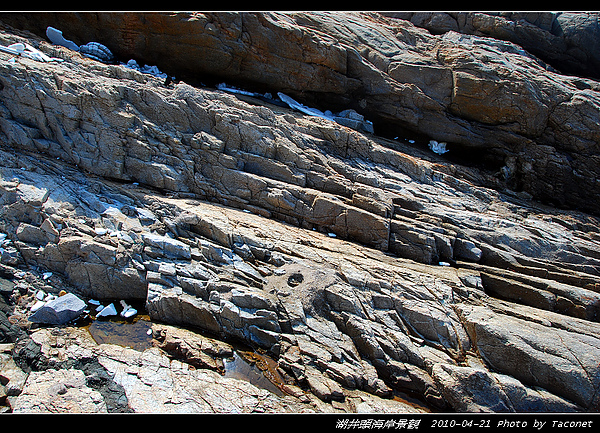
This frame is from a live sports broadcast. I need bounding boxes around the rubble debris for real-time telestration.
[277,92,333,121]
[119,300,137,318]
[79,42,114,63]
[45,26,113,64]
[217,82,271,98]
[96,303,117,318]
[0,42,63,63]
[123,59,168,79]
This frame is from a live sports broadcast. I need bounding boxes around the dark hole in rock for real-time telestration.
[287,272,304,287]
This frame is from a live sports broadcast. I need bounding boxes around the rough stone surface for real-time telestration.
[28,293,86,325]
[0,13,600,413]
[12,367,107,413]
[2,12,600,215]
[388,12,600,80]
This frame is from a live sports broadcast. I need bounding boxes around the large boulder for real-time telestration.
[457,304,600,409]
[28,293,86,325]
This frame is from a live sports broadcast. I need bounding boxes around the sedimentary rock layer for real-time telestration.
[1,13,600,413]
[2,12,600,215]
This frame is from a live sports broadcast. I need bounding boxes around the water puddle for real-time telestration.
[81,301,287,397]
[86,318,153,351]
[224,350,286,397]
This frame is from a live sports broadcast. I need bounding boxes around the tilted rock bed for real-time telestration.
[0,14,600,413]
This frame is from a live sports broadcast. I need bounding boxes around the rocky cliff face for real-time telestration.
[1,12,600,413]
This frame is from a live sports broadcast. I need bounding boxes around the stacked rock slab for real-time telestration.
[2,12,600,215]
[0,14,599,413]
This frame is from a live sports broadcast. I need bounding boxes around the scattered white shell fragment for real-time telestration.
[42,272,53,280]
[88,299,101,305]
[328,232,337,238]
[439,261,451,267]
[36,290,46,300]
[96,303,117,317]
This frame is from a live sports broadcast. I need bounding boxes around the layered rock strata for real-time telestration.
[0,13,600,413]
[2,12,600,215]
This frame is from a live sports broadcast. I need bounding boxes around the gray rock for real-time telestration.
[1,16,600,413]
[12,368,107,413]
[431,363,580,412]
[454,238,483,262]
[142,233,191,260]
[28,293,86,325]
[458,304,600,409]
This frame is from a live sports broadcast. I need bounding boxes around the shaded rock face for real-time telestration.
[0,13,600,413]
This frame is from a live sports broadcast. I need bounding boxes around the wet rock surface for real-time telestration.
[0,12,600,413]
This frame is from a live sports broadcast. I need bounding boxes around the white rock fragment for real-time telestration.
[46,26,79,51]
[428,140,449,155]
[0,42,63,62]
[124,59,168,79]
[119,300,137,318]
[30,300,46,313]
[96,303,117,318]
[28,293,86,325]
[122,308,137,319]
[278,92,333,121]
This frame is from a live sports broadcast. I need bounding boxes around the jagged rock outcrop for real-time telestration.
[388,12,600,80]
[1,13,600,413]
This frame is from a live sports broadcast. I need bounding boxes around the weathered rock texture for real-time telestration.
[2,11,600,216]
[1,12,600,413]
[387,12,600,80]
